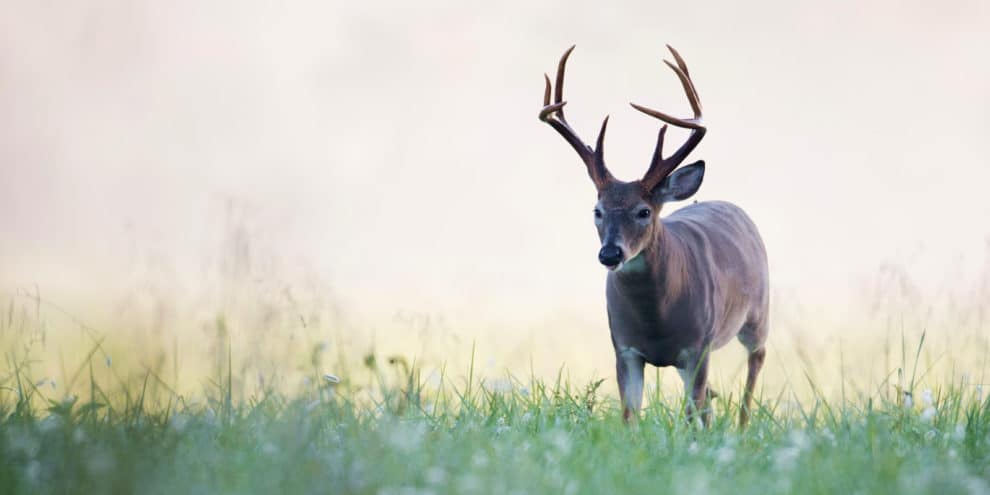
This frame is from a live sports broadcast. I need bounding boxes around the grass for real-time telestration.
[1,347,989,495]
[1,286,988,494]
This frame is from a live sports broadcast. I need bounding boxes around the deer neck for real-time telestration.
[612,222,688,301]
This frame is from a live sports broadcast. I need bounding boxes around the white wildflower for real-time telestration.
[774,446,801,471]
[39,415,61,433]
[519,386,530,397]
[425,467,447,485]
[494,416,510,435]
[921,389,934,407]
[386,421,427,453]
[547,429,572,454]
[789,429,810,450]
[921,406,937,423]
[169,413,189,433]
[687,441,700,455]
[955,424,967,441]
[261,442,279,456]
[822,427,837,446]
[903,391,914,409]
[715,445,735,465]
[471,452,488,469]
[72,428,86,444]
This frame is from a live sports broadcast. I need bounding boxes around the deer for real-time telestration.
[538,45,769,426]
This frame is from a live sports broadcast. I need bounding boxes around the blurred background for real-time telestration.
[1,0,988,398]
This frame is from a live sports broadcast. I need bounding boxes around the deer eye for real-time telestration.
[594,209,603,219]
[637,208,651,219]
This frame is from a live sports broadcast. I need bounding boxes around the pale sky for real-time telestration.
[2,0,988,342]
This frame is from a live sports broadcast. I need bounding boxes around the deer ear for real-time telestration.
[653,161,705,203]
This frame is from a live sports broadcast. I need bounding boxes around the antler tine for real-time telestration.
[554,45,576,122]
[665,44,703,120]
[633,45,708,190]
[543,73,552,106]
[663,61,701,118]
[538,45,613,189]
[594,116,609,164]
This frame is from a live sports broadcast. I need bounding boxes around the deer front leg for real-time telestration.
[677,355,711,426]
[616,348,646,423]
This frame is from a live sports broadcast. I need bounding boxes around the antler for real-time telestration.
[631,45,707,191]
[539,46,613,189]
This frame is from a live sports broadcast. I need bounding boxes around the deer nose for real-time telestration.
[598,245,623,266]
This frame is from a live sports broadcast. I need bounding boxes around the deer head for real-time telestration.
[539,45,707,271]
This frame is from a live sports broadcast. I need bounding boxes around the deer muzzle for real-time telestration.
[598,244,624,269]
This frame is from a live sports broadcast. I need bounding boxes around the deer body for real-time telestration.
[539,45,769,425]
[608,200,768,422]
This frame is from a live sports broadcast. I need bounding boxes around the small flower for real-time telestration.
[921,389,934,407]
[425,467,447,485]
[169,413,189,433]
[920,406,937,422]
[903,391,914,409]
[494,416,510,435]
[471,452,488,468]
[954,424,966,441]
[547,429,572,454]
[822,427,837,446]
[715,445,735,464]
[687,441,700,455]
[774,447,801,471]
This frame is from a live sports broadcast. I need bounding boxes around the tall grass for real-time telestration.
[1,310,988,494]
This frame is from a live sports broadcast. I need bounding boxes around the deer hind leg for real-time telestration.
[616,348,645,424]
[739,347,766,427]
[737,322,768,427]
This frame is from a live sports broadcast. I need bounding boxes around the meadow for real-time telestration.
[1,287,988,495]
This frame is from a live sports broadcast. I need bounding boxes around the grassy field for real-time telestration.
[1,344,989,495]
[1,281,989,494]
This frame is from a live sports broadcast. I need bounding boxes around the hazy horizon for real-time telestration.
[2,1,988,374]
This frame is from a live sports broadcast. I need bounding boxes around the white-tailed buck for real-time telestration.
[538,45,769,426]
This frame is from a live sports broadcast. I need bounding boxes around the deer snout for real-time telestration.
[598,245,624,268]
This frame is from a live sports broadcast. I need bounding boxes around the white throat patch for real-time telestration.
[617,252,648,274]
